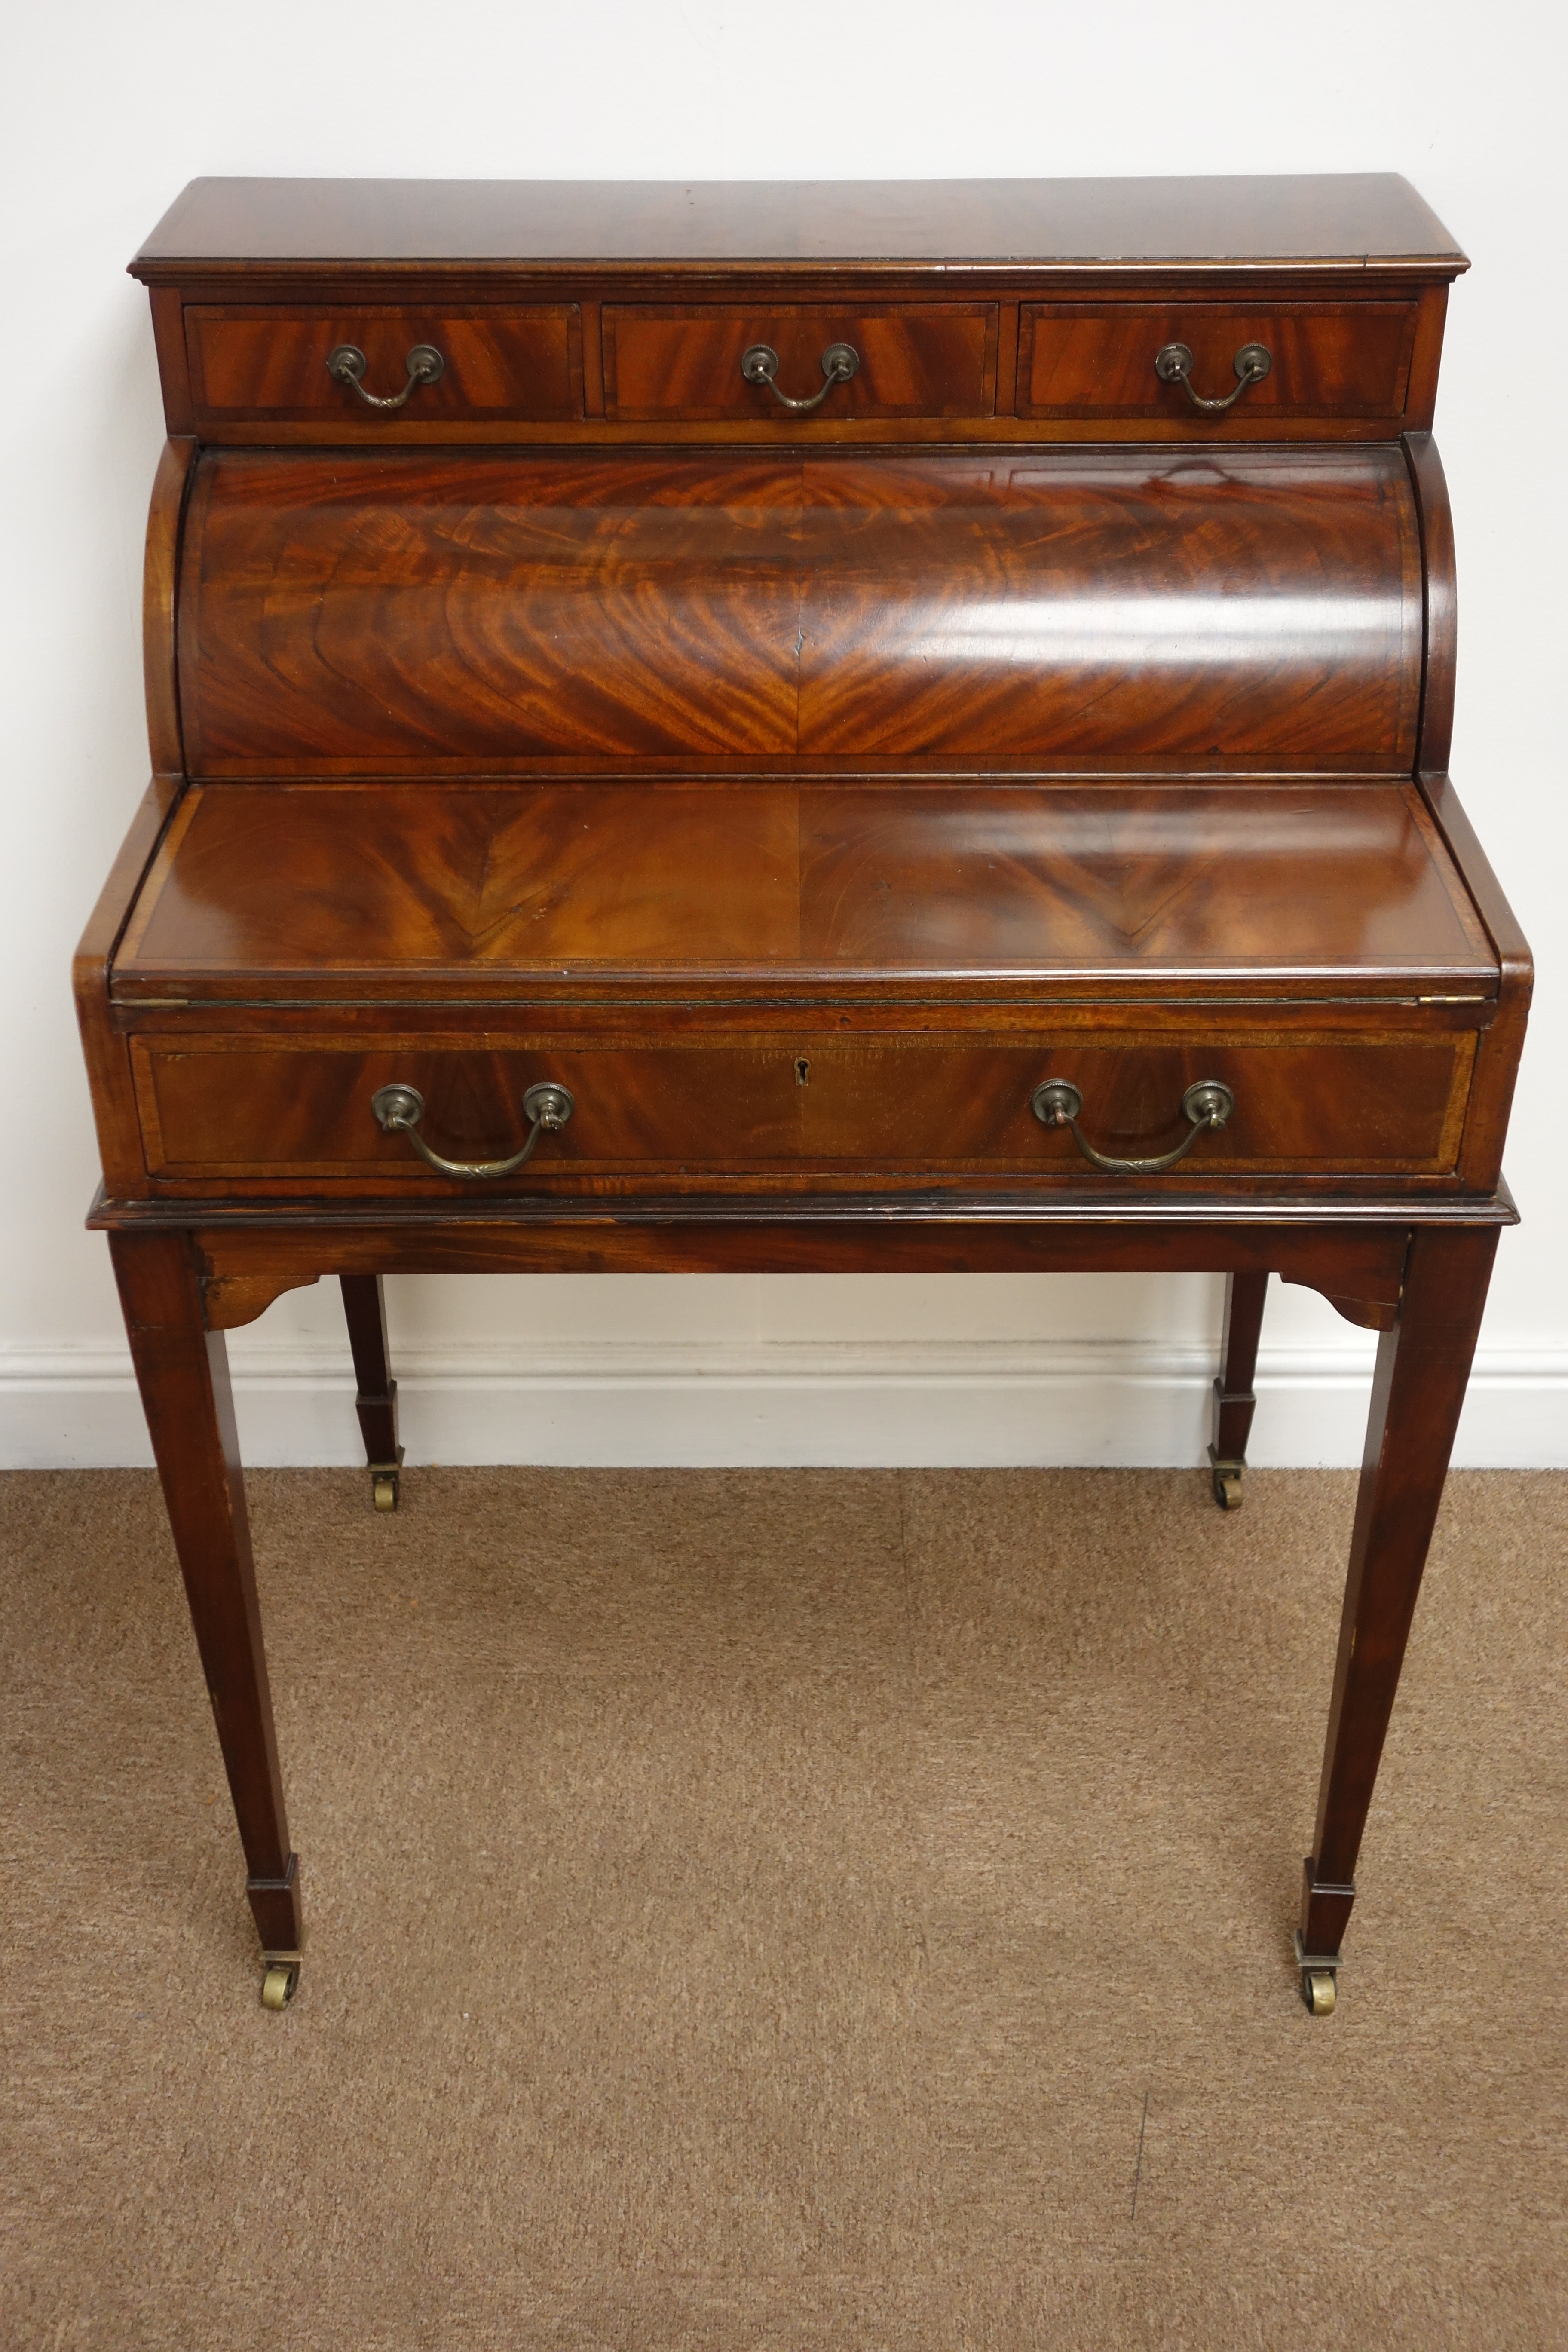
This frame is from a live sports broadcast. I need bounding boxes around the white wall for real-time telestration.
[2,0,1564,1470]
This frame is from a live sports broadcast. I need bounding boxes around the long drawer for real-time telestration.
[130,1032,1475,1189]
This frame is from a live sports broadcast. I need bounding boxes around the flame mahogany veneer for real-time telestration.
[176,448,1423,775]
[77,177,1529,2015]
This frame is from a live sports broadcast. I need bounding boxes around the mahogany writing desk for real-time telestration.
[77,176,1529,2016]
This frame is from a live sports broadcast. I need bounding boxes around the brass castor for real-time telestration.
[1302,1968,1336,2016]
[1294,1932,1339,2016]
[261,1959,300,2009]
[1212,1464,1244,1510]
[371,1469,400,1513]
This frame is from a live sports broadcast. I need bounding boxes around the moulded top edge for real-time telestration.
[129,174,1468,275]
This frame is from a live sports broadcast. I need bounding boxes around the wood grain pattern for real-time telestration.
[74,775,185,1198]
[1404,432,1457,776]
[109,1230,302,1954]
[144,438,195,777]
[340,1273,401,1470]
[131,180,1462,447]
[1019,301,1418,420]
[113,781,1495,1001]
[171,1208,1432,1337]
[1420,772,1533,1196]
[175,449,1424,775]
[83,176,1532,2006]
[1299,1222,1499,1960]
[603,304,997,420]
[163,408,1442,453]
[128,1031,1474,1186]
[147,288,193,435]
[1212,1271,1269,1464]
[202,1271,320,1329]
[186,304,582,421]
[1399,285,1449,439]
[129,175,1467,274]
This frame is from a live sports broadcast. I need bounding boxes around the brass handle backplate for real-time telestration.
[371,1081,573,1179]
[1154,341,1272,413]
[741,340,860,412]
[327,343,446,410]
[1032,1078,1235,1174]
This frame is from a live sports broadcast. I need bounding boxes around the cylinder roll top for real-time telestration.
[176,447,1424,777]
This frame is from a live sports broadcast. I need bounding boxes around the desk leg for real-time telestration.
[1297,1223,1497,2013]
[341,1273,403,1511]
[1210,1271,1268,1508]
[111,1230,303,2005]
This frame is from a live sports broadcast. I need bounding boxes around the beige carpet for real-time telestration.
[2,1464,1565,2350]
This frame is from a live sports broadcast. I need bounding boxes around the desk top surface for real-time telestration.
[114,780,1496,1007]
[131,175,1465,275]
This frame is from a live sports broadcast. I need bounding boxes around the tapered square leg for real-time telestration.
[111,1231,303,1984]
[1297,1223,1498,2010]
[1210,1270,1268,1508]
[340,1273,403,1510]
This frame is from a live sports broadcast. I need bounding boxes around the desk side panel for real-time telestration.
[77,441,199,1199]
[1418,773,1532,1194]
[75,778,185,1197]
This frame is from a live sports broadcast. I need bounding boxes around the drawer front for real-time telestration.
[185,306,582,421]
[132,1034,1473,1186]
[603,305,998,421]
[1018,302,1418,421]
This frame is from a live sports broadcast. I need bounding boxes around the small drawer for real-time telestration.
[132,1032,1473,1188]
[602,304,998,422]
[1017,301,1419,421]
[184,305,582,421]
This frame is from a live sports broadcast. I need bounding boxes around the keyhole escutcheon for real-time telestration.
[795,1056,811,1086]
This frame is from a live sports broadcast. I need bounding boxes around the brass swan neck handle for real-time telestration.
[327,343,446,410]
[741,340,860,413]
[371,1081,573,1179]
[1155,341,1272,413]
[1032,1078,1235,1174]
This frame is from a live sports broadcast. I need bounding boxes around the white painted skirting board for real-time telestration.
[2,1338,1564,1469]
